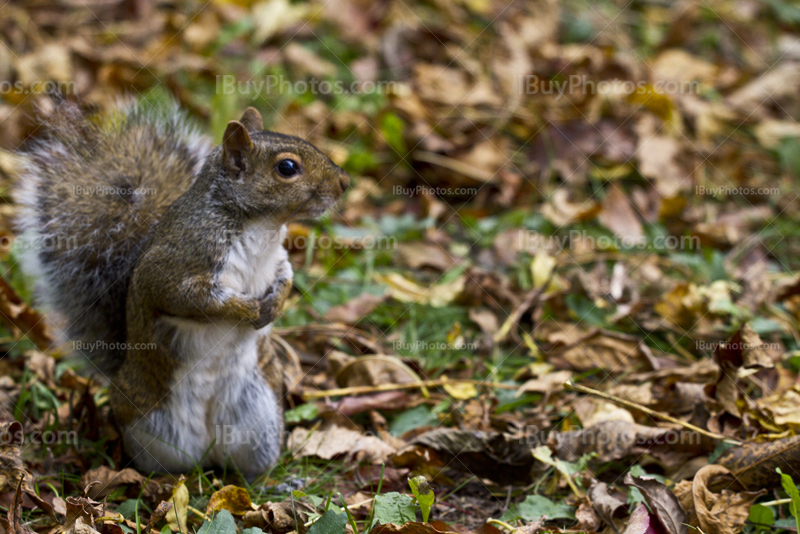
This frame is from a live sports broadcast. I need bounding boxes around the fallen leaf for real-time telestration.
[165,478,188,534]
[370,522,458,534]
[716,435,800,489]
[540,189,601,226]
[623,474,688,534]
[206,485,255,515]
[375,273,466,307]
[243,500,316,533]
[403,428,538,485]
[552,421,707,465]
[80,466,158,500]
[0,277,54,350]
[146,501,173,532]
[673,464,763,534]
[288,425,397,464]
[588,481,626,526]
[324,293,387,325]
[7,481,35,534]
[623,503,660,534]
[331,353,421,388]
[598,186,644,243]
[516,370,572,396]
[398,243,461,271]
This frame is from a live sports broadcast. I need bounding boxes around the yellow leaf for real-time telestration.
[206,485,255,516]
[374,273,465,307]
[531,252,556,289]
[442,381,478,400]
[166,478,189,534]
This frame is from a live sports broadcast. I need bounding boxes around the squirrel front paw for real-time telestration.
[252,276,292,329]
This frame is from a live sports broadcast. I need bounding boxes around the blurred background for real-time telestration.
[2,0,800,526]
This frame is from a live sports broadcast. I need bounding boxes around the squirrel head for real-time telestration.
[219,107,350,221]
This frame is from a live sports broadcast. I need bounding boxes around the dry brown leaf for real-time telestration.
[80,466,158,500]
[540,189,601,227]
[716,435,800,489]
[331,353,421,388]
[7,481,36,534]
[288,425,397,464]
[324,293,387,325]
[550,420,682,463]
[0,421,54,517]
[398,242,461,272]
[634,115,688,198]
[404,429,538,485]
[468,308,499,335]
[623,474,688,534]
[548,327,647,371]
[588,481,625,526]
[243,499,316,534]
[371,522,458,534]
[674,464,763,534]
[598,186,644,243]
[516,370,572,396]
[0,277,54,350]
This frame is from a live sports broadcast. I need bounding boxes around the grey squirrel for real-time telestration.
[14,101,349,477]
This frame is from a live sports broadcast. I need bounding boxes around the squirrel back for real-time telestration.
[15,101,213,373]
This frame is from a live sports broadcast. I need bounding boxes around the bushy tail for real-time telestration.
[14,100,213,374]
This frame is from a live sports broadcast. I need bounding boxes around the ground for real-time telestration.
[1,0,800,533]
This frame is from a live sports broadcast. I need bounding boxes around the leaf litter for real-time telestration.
[1,0,800,533]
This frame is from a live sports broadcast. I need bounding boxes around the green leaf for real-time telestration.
[371,492,417,528]
[389,405,438,436]
[284,403,319,423]
[308,509,347,534]
[748,503,774,527]
[505,495,575,522]
[196,510,237,534]
[116,500,142,520]
[408,476,434,523]
[777,468,800,532]
[380,112,407,156]
[532,445,586,495]
[242,529,265,534]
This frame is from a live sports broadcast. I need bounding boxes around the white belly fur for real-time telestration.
[128,222,290,474]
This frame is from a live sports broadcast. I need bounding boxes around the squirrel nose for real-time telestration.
[338,169,350,192]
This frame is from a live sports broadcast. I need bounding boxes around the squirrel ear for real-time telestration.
[240,107,263,131]
[222,120,253,175]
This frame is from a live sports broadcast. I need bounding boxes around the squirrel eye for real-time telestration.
[276,158,301,178]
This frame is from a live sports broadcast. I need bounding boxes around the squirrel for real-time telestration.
[14,101,349,478]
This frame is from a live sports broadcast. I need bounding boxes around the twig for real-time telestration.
[303,379,518,400]
[414,151,496,182]
[563,381,743,446]
[493,280,550,343]
[759,498,791,506]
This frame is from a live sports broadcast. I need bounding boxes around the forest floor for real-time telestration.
[1,0,800,533]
